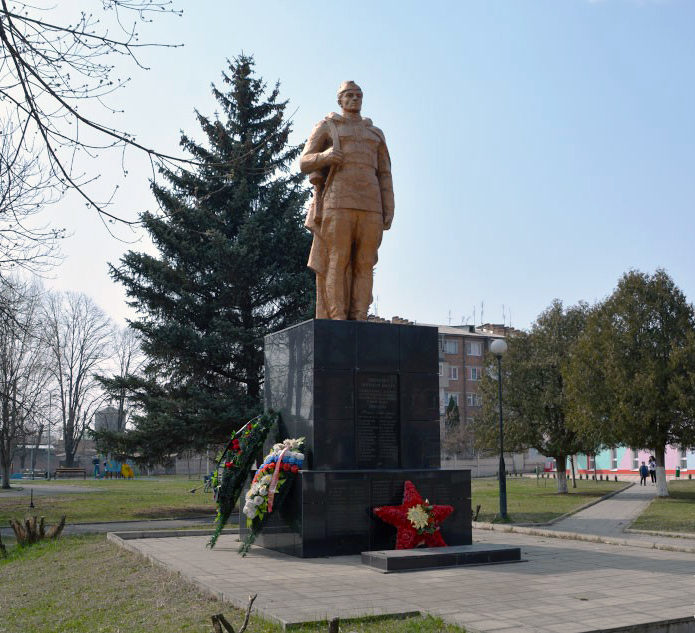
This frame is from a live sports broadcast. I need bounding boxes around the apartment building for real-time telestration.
[436,323,542,474]
[437,325,492,437]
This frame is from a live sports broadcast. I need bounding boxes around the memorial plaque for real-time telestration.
[416,481,451,503]
[325,479,369,535]
[356,373,399,468]
[371,479,399,506]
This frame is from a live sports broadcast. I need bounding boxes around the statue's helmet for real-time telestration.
[337,80,362,97]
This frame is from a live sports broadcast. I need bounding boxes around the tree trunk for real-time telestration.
[556,455,568,493]
[0,455,10,489]
[32,424,44,471]
[655,449,668,497]
[570,455,577,489]
[64,418,76,467]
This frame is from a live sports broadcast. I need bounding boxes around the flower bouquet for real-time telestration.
[207,411,277,549]
[238,437,304,556]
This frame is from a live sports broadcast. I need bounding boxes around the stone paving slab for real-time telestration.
[109,528,695,632]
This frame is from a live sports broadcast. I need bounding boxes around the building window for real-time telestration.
[466,393,482,407]
[449,366,458,380]
[438,335,444,352]
[610,448,618,470]
[444,339,458,355]
[681,449,688,470]
[438,362,443,376]
[631,449,639,470]
[466,341,482,356]
[586,454,595,470]
[467,367,482,381]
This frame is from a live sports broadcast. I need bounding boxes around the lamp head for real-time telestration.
[490,338,508,357]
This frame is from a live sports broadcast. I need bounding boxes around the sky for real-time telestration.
[36,0,695,331]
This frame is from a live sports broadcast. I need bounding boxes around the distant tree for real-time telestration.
[445,396,460,430]
[0,1,185,224]
[442,420,476,459]
[476,300,598,494]
[97,56,313,463]
[442,395,476,458]
[0,280,51,488]
[105,327,144,432]
[43,292,113,467]
[567,270,695,497]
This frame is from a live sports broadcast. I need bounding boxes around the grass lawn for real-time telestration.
[0,535,464,633]
[631,480,695,533]
[0,474,631,528]
[0,476,217,525]
[471,476,626,523]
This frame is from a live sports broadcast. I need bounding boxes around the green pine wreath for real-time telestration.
[207,411,277,548]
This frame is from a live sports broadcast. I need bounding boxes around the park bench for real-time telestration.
[22,469,46,479]
[55,467,86,479]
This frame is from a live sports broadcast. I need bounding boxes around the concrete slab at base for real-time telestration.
[361,543,522,572]
[109,530,695,633]
[599,617,695,633]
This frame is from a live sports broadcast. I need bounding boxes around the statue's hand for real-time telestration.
[383,213,394,230]
[322,148,344,166]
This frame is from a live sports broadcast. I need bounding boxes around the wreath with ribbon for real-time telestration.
[238,438,304,556]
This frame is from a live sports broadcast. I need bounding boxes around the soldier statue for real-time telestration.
[301,81,394,320]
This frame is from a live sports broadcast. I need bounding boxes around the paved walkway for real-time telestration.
[0,480,215,539]
[0,482,99,496]
[0,516,214,539]
[113,529,695,633]
[547,480,657,537]
[109,482,695,633]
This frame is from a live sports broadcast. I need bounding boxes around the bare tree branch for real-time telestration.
[0,116,66,275]
[0,1,194,226]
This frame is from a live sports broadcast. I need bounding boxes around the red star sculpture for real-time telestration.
[373,480,454,549]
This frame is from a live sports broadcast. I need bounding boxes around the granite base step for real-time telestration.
[361,543,522,572]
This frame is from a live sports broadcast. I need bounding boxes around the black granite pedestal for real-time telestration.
[245,468,472,558]
[263,319,441,470]
[241,319,474,558]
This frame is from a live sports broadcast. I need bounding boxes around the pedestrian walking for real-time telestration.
[639,461,649,485]
[648,455,656,484]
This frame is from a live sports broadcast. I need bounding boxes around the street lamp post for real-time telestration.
[47,392,52,479]
[490,338,508,520]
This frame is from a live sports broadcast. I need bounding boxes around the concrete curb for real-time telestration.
[471,522,695,553]
[625,527,695,539]
[109,528,237,540]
